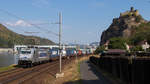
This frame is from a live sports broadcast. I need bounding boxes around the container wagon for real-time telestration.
[77,50,82,56]
[49,48,59,60]
[66,48,77,57]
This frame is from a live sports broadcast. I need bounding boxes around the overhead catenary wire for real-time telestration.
[1,19,60,41]
[0,9,59,36]
[0,20,27,33]
[0,9,71,44]
[2,21,40,36]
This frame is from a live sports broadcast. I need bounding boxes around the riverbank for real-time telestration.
[0,48,13,54]
[0,65,15,72]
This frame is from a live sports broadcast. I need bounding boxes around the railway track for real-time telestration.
[20,56,76,84]
[0,55,82,84]
[20,59,70,84]
[0,68,23,77]
[0,68,18,74]
[0,60,59,84]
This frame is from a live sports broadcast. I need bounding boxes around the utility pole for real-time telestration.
[56,13,64,78]
[56,12,64,78]
[59,12,62,73]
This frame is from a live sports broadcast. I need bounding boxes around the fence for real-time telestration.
[90,54,150,84]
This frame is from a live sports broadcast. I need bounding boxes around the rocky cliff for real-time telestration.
[100,7,147,45]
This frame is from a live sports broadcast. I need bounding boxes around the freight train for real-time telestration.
[16,45,93,67]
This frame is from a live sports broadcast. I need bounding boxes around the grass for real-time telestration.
[69,61,82,84]
[75,62,82,84]
[51,56,90,84]
[0,65,15,72]
[77,62,80,75]
[71,57,89,84]
[74,56,90,84]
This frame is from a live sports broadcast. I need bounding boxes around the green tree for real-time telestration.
[94,45,105,54]
[130,22,150,45]
[135,15,142,23]
[8,40,13,48]
[108,37,127,49]
[130,45,143,52]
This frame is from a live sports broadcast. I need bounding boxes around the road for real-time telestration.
[80,61,112,84]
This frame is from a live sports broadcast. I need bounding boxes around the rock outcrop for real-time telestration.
[100,7,147,45]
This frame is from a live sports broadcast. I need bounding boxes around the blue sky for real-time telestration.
[0,0,150,44]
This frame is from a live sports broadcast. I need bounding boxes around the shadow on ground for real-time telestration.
[63,61,112,84]
[63,79,106,84]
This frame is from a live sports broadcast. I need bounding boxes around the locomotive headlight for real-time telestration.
[20,56,28,60]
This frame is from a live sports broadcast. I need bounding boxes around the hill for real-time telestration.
[0,24,55,48]
[89,42,99,46]
[100,7,148,45]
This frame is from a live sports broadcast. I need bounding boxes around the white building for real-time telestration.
[141,41,150,51]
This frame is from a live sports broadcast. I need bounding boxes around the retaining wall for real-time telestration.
[90,55,150,84]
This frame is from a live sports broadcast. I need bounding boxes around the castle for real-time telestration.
[120,7,139,17]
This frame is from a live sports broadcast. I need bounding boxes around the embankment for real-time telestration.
[0,48,13,53]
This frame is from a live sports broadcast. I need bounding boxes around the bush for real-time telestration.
[135,15,142,23]
[108,37,127,50]
[130,45,144,52]
[130,22,150,45]
[94,45,105,54]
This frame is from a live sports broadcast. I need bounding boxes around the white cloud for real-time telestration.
[32,0,50,8]
[5,20,31,27]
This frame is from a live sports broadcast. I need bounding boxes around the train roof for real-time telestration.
[20,48,34,51]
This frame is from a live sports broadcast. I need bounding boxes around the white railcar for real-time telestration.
[18,48,49,67]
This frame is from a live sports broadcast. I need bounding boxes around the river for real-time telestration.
[0,52,17,67]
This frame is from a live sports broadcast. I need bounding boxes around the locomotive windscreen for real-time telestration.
[21,51,31,54]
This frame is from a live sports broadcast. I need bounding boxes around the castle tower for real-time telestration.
[130,7,134,12]
[135,10,139,16]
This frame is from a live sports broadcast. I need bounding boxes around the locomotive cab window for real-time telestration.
[21,51,31,54]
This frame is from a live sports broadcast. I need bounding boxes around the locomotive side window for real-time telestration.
[40,53,47,57]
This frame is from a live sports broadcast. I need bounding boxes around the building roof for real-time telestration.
[107,49,126,54]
